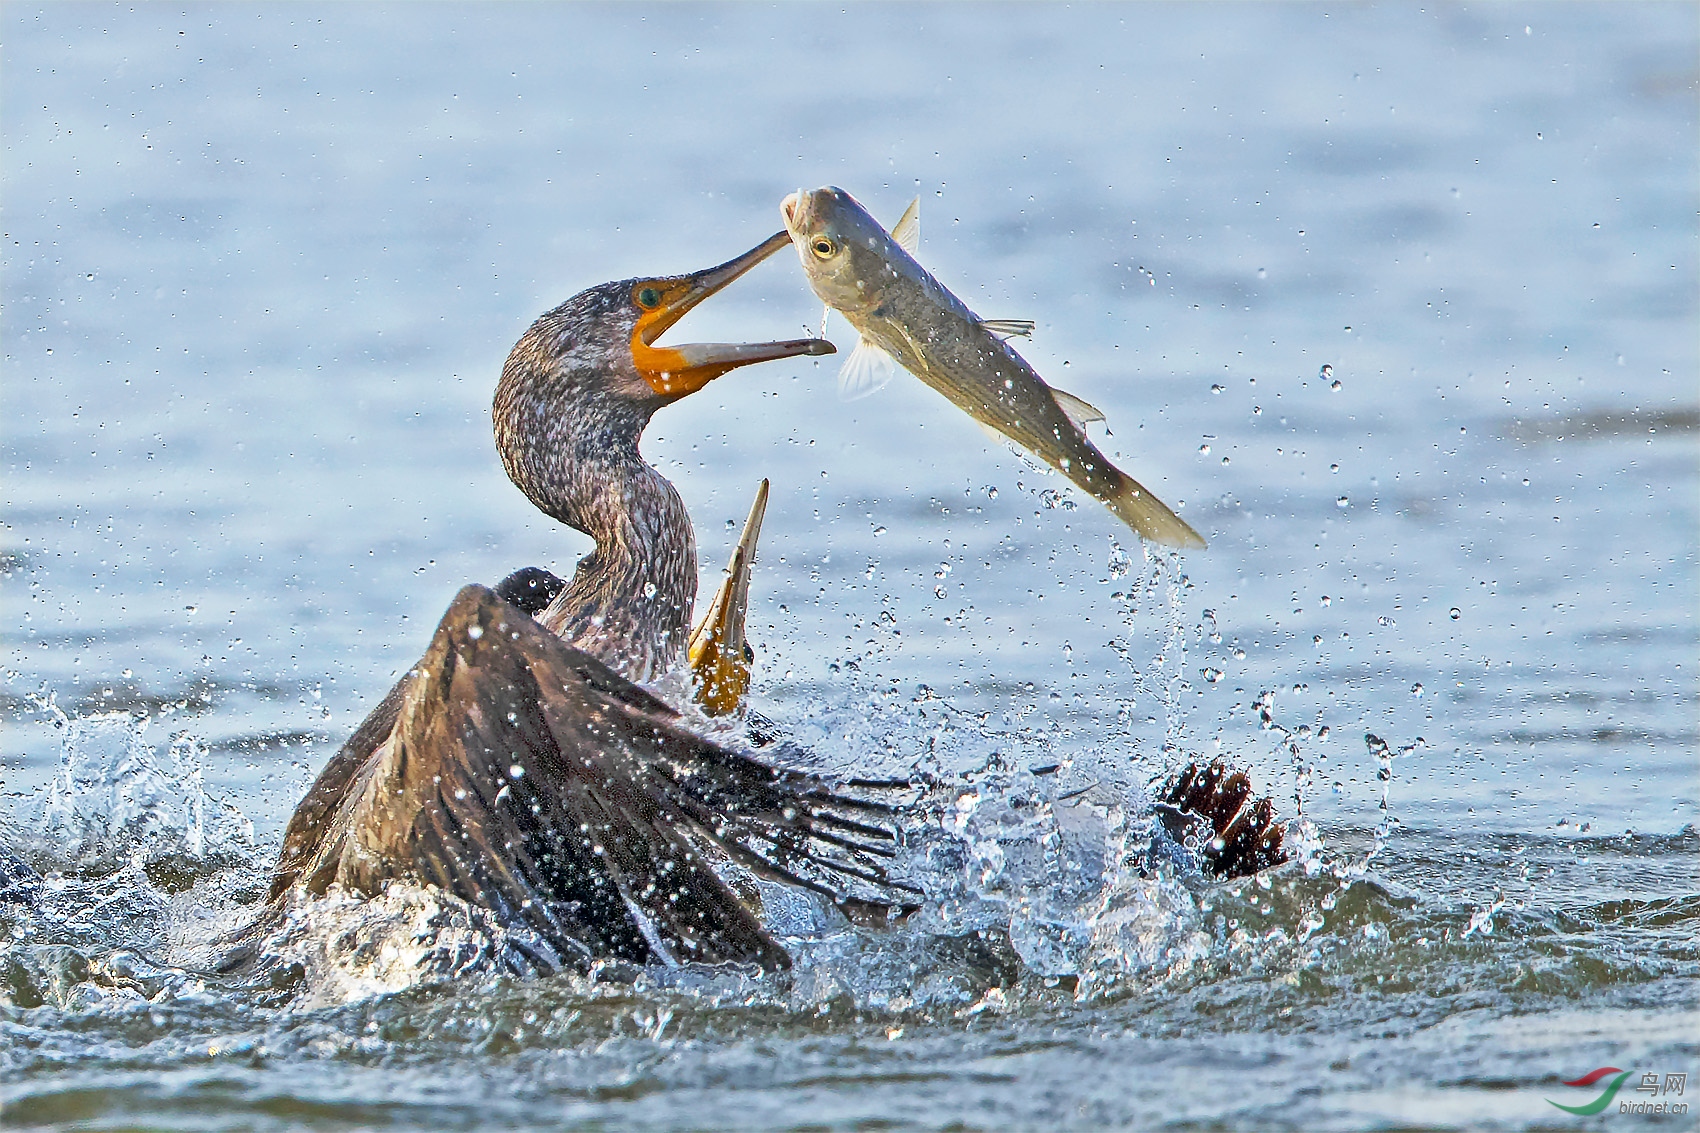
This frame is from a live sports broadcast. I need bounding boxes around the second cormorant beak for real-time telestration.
[631,232,835,400]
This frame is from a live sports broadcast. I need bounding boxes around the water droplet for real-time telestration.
[933,585,947,599]
[1320,595,1332,607]
[1202,667,1224,683]
[467,624,483,640]
[1210,383,1225,394]
[1331,379,1342,391]
[1449,607,1462,620]
[1108,544,1131,578]
[643,581,658,599]
[509,763,525,778]
[934,562,951,579]
[1319,364,1333,380]
[872,525,887,536]
[1410,683,1424,697]
[1329,463,1340,473]
[986,486,999,499]
[1377,615,1395,627]
[1198,443,1211,455]
[1336,496,1349,508]
[1220,455,1231,465]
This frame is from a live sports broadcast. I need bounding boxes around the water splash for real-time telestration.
[2,675,1371,1013]
[1109,544,1193,759]
[30,701,253,870]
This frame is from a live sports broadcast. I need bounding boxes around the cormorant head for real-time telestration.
[493,230,833,541]
[500,231,834,419]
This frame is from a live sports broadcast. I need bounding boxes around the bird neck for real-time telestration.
[536,452,698,683]
[494,376,698,683]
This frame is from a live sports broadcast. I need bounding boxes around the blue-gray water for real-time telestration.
[2,4,1696,1130]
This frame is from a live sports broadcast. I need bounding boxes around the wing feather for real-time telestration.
[274,585,917,970]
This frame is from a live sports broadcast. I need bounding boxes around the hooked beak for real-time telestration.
[689,478,769,716]
[634,232,834,400]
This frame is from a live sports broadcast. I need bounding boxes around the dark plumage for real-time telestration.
[275,585,911,967]
[492,278,699,681]
[494,566,566,616]
[1153,761,1288,879]
[260,236,917,972]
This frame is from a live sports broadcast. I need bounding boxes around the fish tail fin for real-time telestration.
[1104,471,1207,549]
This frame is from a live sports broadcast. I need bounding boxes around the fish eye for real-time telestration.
[810,238,836,259]
[635,286,663,309]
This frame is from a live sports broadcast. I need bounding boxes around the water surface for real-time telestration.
[3,5,1696,1130]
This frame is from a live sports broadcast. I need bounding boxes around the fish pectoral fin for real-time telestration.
[1049,388,1107,431]
[981,318,1036,340]
[975,417,1018,450]
[890,197,921,254]
[837,336,900,401]
[976,419,1048,471]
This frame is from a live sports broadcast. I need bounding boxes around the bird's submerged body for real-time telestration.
[781,186,1205,549]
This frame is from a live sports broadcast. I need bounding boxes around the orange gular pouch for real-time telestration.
[626,232,834,402]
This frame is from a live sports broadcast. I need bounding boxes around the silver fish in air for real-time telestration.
[780,186,1205,549]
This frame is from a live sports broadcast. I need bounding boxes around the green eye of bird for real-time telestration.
[636,287,662,308]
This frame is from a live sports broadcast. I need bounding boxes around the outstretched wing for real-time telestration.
[1154,760,1287,879]
[283,585,916,969]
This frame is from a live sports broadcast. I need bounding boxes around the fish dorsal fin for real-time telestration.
[1050,388,1106,431]
[890,197,920,255]
[838,335,899,401]
[981,318,1036,340]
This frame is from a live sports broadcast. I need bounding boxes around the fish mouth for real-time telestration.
[634,231,834,399]
[780,188,834,244]
[780,191,805,238]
